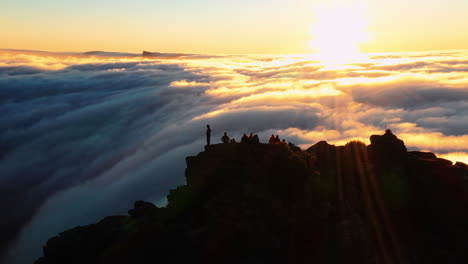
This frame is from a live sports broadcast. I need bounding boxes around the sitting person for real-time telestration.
[281,139,287,144]
[221,132,230,144]
[230,138,237,143]
[252,134,260,144]
[269,134,276,144]
[241,133,249,143]
[248,133,254,142]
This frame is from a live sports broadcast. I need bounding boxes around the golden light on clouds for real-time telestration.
[2,1,468,260]
[2,49,468,164]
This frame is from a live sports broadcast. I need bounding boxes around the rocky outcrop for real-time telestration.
[35,216,128,264]
[35,132,468,264]
[368,129,407,168]
[306,140,336,154]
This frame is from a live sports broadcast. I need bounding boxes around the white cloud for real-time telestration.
[1,49,467,264]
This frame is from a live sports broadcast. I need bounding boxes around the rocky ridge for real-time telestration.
[35,131,468,264]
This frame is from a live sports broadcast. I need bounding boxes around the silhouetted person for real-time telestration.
[281,139,287,145]
[269,134,276,144]
[248,133,254,142]
[222,132,230,144]
[230,138,237,143]
[275,135,280,143]
[252,134,260,144]
[206,125,211,146]
[241,133,249,143]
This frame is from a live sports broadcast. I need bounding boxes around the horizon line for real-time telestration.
[2,48,468,57]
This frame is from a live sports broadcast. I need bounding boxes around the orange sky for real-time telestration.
[1,0,468,54]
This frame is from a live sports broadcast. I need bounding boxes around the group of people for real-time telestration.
[240,133,260,144]
[206,124,287,146]
[269,134,287,145]
[222,132,237,144]
[221,132,259,144]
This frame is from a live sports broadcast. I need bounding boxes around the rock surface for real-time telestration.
[35,132,468,264]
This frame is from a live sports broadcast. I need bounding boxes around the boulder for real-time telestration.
[368,129,407,168]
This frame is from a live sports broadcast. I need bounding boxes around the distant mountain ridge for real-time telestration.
[35,131,468,264]
[141,51,188,58]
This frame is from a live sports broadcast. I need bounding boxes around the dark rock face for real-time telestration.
[368,129,407,168]
[35,216,128,264]
[454,162,468,170]
[408,151,437,160]
[406,150,468,263]
[306,140,336,155]
[35,132,468,264]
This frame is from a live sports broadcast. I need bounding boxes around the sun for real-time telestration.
[309,1,370,63]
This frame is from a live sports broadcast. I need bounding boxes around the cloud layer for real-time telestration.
[1,49,467,263]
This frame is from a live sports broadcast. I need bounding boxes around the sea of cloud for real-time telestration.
[1,49,467,263]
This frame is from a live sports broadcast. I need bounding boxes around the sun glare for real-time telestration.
[310,1,370,63]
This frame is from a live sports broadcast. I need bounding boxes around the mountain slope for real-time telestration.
[35,131,468,264]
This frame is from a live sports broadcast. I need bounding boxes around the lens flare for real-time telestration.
[310,1,370,63]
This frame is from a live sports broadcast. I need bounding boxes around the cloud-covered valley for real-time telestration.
[1,49,467,263]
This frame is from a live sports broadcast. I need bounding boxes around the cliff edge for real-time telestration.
[35,131,468,264]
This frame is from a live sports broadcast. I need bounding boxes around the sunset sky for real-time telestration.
[2,1,468,263]
[2,0,467,54]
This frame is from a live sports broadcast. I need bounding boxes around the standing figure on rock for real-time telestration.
[206,125,211,146]
[248,133,254,142]
[222,132,230,144]
[275,135,280,143]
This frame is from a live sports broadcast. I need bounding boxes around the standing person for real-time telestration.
[206,125,211,146]
[275,135,280,143]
